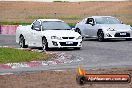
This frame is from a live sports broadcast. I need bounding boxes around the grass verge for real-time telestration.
[28,16,80,20]
[0,48,49,64]
[0,22,31,25]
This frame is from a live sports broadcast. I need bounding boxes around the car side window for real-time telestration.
[86,18,94,24]
[32,21,41,30]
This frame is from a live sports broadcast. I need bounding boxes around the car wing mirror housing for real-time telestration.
[91,23,95,26]
[35,27,41,31]
[87,22,95,26]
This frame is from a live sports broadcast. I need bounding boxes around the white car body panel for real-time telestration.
[16,19,82,48]
[75,16,132,39]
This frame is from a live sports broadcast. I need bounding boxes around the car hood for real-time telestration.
[99,24,131,31]
[42,30,80,37]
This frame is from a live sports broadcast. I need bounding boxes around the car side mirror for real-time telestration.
[88,22,95,26]
[35,27,41,31]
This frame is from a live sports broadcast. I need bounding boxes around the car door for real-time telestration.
[85,18,97,37]
[81,18,90,37]
[31,20,41,46]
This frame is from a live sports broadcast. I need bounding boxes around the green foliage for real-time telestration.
[58,16,80,20]
[28,16,51,19]
[0,48,49,64]
[68,23,76,26]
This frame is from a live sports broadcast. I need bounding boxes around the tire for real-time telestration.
[75,28,81,35]
[42,38,48,51]
[126,38,132,41]
[19,36,27,48]
[97,30,104,42]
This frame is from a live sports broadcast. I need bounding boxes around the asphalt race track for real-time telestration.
[0,35,132,73]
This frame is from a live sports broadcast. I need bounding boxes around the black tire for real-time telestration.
[42,38,48,51]
[126,38,132,41]
[19,36,27,48]
[97,30,104,42]
[75,28,81,35]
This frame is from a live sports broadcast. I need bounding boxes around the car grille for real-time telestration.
[114,32,130,37]
[59,42,78,46]
[62,37,75,39]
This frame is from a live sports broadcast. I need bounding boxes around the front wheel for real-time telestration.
[97,30,104,42]
[19,36,27,48]
[42,38,48,51]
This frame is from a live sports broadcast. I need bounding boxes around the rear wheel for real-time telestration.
[19,36,27,48]
[42,38,48,51]
[97,30,104,42]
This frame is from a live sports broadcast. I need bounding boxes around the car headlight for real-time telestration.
[51,36,62,40]
[107,28,115,31]
[76,36,82,40]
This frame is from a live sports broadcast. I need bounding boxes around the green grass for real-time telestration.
[28,16,52,19]
[0,48,49,64]
[0,22,31,25]
[27,15,80,20]
[68,23,76,26]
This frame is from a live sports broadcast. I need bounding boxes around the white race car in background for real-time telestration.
[16,19,82,50]
[75,16,132,42]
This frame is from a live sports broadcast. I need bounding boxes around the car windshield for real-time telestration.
[95,17,121,24]
[42,21,71,30]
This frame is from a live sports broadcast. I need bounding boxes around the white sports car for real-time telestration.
[16,19,82,50]
[75,16,132,41]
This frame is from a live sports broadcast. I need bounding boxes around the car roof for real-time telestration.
[37,19,64,22]
[90,16,114,18]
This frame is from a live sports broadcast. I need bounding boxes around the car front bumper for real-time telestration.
[104,31,132,39]
[48,39,82,48]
